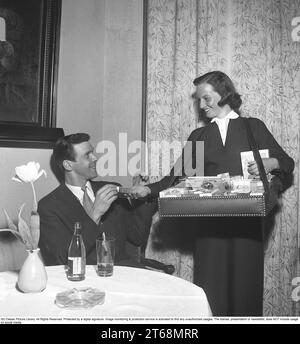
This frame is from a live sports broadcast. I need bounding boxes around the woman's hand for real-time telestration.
[247,158,279,176]
[128,185,151,198]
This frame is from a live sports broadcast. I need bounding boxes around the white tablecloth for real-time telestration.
[0,265,211,319]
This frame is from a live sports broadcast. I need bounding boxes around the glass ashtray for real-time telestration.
[55,287,105,309]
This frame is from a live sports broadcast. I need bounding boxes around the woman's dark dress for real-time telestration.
[148,117,294,316]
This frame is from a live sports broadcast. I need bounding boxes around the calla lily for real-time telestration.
[12,162,47,183]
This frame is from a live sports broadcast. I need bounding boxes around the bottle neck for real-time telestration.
[74,228,81,236]
[73,222,82,235]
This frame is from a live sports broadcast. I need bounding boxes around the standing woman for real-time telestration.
[130,71,294,316]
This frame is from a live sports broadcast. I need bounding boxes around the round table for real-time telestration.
[0,265,211,319]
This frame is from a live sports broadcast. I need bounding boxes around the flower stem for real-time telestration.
[30,182,38,213]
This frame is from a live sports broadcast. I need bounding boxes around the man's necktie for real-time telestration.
[81,185,94,219]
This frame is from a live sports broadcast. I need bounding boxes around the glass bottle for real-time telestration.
[67,222,86,281]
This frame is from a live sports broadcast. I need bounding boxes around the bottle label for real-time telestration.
[68,257,82,274]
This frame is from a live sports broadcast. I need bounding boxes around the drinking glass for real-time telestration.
[96,237,115,277]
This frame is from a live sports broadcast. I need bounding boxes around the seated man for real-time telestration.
[38,133,156,267]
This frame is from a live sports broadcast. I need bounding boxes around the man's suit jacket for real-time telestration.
[38,181,156,266]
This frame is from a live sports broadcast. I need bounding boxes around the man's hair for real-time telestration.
[193,71,242,114]
[53,133,90,173]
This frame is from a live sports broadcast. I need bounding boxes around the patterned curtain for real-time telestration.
[145,0,300,316]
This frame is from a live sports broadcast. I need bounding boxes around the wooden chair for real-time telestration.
[129,174,175,274]
[125,240,175,274]
[0,233,27,272]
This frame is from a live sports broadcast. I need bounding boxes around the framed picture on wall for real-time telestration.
[0,0,64,148]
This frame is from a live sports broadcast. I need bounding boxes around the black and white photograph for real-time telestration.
[0,0,300,330]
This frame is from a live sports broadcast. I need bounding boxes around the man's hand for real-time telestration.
[127,185,151,199]
[248,158,279,176]
[91,184,118,223]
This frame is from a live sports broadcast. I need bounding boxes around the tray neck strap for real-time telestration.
[243,118,269,196]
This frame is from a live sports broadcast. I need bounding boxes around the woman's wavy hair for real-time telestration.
[193,71,242,115]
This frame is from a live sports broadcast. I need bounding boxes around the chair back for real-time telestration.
[0,233,27,272]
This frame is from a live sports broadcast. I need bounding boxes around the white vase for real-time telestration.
[17,248,47,293]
